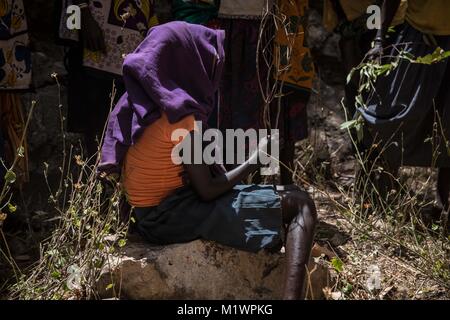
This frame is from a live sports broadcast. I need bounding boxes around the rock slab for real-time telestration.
[97,240,331,300]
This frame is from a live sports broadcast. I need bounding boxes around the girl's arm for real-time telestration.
[368,0,401,60]
[182,132,271,201]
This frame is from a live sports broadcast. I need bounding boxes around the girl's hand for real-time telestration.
[366,39,384,64]
[248,132,280,165]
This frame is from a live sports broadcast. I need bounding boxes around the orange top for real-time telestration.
[122,113,197,207]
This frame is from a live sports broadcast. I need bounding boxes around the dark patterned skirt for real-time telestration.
[212,18,309,144]
[359,23,450,168]
[134,185,283,253]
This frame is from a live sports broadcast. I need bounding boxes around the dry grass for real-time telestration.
[290,78,450,300]
[0,78,130,300]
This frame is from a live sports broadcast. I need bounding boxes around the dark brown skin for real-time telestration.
[367,0,401,61]
[437,168,450,212]
[182,132,317,299]
[181,133,260,201]
[278,185,317,299]
[280,141,295,185]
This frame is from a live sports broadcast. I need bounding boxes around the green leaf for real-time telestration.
[355,122,364,142]
[414,47,450,65]
[346,68,356,84]
[51,271,61,279]
[17,146,25,158]
[118,239,127,248]
[331,257,344,273]
[96,183,103,194]
[343,283,353,295]
[106,284,113,291]
[340,120,358,131]
[7,203,17,213]
[355,95,365,109]
[4,170,16,184]
[374,64,392,77]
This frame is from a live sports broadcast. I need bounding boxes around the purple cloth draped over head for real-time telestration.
[99,21,225,174]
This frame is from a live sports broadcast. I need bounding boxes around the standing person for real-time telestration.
[322,0,407,201]
[322,0,407,117]
[214,0,268,164]
[172,1,315,185]
[273,0,315,184]
[172,0,269,178]
[99,21,318,300]
[361,0,450,226]
[0,0,31,186]
[193,0,315,185]
[57,0,158,158]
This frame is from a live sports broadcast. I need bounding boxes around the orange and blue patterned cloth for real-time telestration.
[0,0,31,90]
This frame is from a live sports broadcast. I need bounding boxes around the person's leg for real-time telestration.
[83,74,111,158]
[437,168,450,211]
[366,154,400,206]
[435,52,450,210]
[280,142,295,185]
[83,73,125,159]
[277,185,317,300]
[279,88,309,186]
[66,46,89,134]
[438,168,450,234]
[0,111,5,187]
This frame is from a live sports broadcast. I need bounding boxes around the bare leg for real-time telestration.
[278,186,317,300]
[437,168,450,210]
[437,168,450,232]
[280,142,295,185]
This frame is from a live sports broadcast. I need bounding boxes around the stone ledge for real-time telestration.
[97,239,331,300]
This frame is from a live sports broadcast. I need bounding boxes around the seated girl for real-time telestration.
[99,21,317,300]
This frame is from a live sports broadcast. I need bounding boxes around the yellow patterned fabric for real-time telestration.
[323,0,408,32]
[406,0,450,35]
[339,0,374,22]
[274,0,315,90]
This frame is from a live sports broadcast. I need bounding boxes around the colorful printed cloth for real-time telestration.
[60,0,158,75]
[0,0,31,90]
[215,14,311,145]
[271,0,313,142]
[216,19,266,133]
[274,0,314,91]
